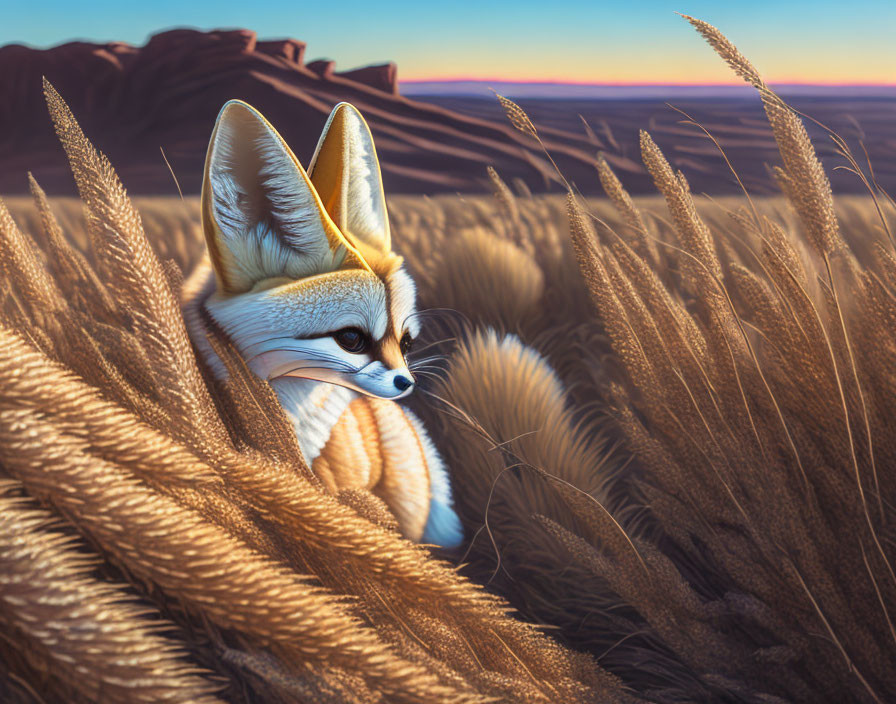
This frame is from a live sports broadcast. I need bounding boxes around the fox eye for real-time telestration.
[400,332,413,356]
[333,327,370,354]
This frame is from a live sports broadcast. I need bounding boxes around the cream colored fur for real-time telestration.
[184,100,462,547]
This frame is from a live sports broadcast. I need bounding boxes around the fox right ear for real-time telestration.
[201,100,363,294]
[308,103,391,257]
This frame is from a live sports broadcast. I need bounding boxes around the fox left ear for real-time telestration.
[308,103,391,256]
[201,100,370,295]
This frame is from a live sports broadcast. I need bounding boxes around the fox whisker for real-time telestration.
[403,307,471,329]
[273,363,353,378]
[276,346,360,368]
[245,346,361,374]
[409,369,449,383]
[409,355,447,369]
[409,352,447,362]
[409,364,446,374]
[406,337,456,356]
[240,335,299,357]
[409,367,444,375]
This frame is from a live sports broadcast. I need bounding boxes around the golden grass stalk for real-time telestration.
[27,174,119,315]
[678,15,765,89]
[686,9,887,566]
[0,199,62,317]
[595,154,653,261]
[682,14,845,257]
[0,480,222,704]
[0,398,473,704]
[639,131,722,281]
[487,166,521,227]
[549,19,896,703]
[495,94,538,138]
[42,79,227,449]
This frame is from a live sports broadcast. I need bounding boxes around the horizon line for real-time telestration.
[399,77,896,88]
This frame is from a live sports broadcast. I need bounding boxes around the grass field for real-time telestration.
[1,15,896,704]
[3,185,895,702]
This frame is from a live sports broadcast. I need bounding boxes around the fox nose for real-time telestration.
[394,374,414,392]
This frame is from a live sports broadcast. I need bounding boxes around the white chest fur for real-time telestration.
[268,377,355,463]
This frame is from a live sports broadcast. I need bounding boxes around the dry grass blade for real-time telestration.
[639,131,722,281]
[0,199,62,316]
[42,79,226,445]
[679,14,765,89]
[494,94,538,138]
[595,154,652,260]
[487,166,521,227]
[547,18,896,703]
[0,480,223,704]
[26,173,118,314]
[0,399,473,704]
[681,14,844,257]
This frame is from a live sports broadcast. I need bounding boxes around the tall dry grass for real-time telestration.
[0,82,630,703]
[417,16,896,703]
[5,192,892,702]
[390,17,896,704]
[4,188,892,702]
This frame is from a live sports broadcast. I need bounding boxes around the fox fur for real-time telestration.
[183,100,462,547]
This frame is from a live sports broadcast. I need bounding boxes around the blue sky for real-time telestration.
[3,0,895,83]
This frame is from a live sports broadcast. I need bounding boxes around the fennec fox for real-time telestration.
[183,100,462,547]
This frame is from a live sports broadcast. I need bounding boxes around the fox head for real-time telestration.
[200,100,419,400]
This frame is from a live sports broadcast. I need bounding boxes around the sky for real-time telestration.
[2,0,895,85]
